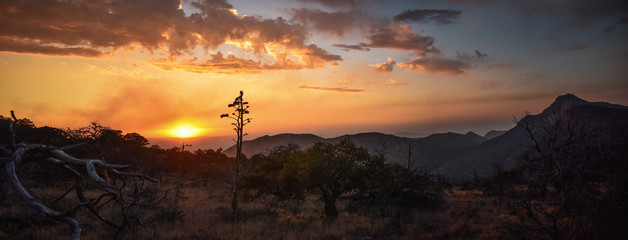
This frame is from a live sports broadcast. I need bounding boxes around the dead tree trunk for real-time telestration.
[221,91,251,221]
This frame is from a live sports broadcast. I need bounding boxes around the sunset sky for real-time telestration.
[1,0,627,149]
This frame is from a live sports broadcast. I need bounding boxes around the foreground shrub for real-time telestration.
[214,206,277,222]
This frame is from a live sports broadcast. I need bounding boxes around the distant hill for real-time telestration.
[224,133,323,157]
[393,132,428,138]
[431,94,628,180]
[483,130,506,139]
[224,131,487,170]
[225,94,628,181]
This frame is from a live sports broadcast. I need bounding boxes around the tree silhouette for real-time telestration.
[220,90,251,220]
[507,109,628,239]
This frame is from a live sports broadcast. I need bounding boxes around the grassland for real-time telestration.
[0,179,514,240]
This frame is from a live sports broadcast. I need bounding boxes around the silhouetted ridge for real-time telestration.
[541,93,626,117]
[224,94,627,181]
[542,93,589,115]
[465,131,482,138]
[223,133,323,156]
[484,130,506,139]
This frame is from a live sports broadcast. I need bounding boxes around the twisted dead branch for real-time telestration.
[3,111,156,240]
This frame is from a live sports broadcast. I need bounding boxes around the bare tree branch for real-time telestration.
[3,111,157,240]
[6,144,82,240]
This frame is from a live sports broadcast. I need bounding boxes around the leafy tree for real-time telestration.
[347,150,444,223]
[242,144,304,199]
[0,115,68,147]
[291,139,388,218]
[194,148,230,185]
[123,132,149,148]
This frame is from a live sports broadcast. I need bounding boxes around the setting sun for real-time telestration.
[167,124,204,138]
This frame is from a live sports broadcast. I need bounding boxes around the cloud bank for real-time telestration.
[0,0,341,73]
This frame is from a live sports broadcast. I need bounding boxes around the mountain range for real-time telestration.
[225,94,628,181]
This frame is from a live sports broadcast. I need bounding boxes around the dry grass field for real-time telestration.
[1,181,514,240]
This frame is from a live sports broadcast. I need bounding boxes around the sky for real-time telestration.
[1,0,627,149]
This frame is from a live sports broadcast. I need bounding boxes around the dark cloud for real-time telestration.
[449,0,495,5]
[488,62,518,70]
[548,36,590,52]
[305,44,343,61]
[298,85,364,92]
[396,49,490,75]
[482,0,628,52]
[332,19,486,75]
[454,50,489,64]
[332,43,370,51]
[291,8,358,36]
[361,23,439,55]
[198,0,234,9]
[393,9,461,24]
[0,0,341,73]
[604,25,616,32]
[558,43,590,52]
[372,57,396,73]
[298,0,356,10]
[508,0,628,28]
[474,50,487,59]
[397,57,469,75]
[0,0,189,55]
[604,17,628,32]
[450,0,627,28]
[326,16,442,55]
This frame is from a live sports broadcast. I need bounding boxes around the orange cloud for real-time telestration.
[152,44,341,74]
[385,79,407,86]
[372,57,396,73]
[298,85,365,92]
[0,0,341,72]
[152,52,265,74]
[0,36,104,57]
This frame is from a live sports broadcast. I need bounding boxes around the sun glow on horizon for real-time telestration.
[165,124,206,138]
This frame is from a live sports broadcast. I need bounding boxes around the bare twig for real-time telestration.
[111,169,158,182]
